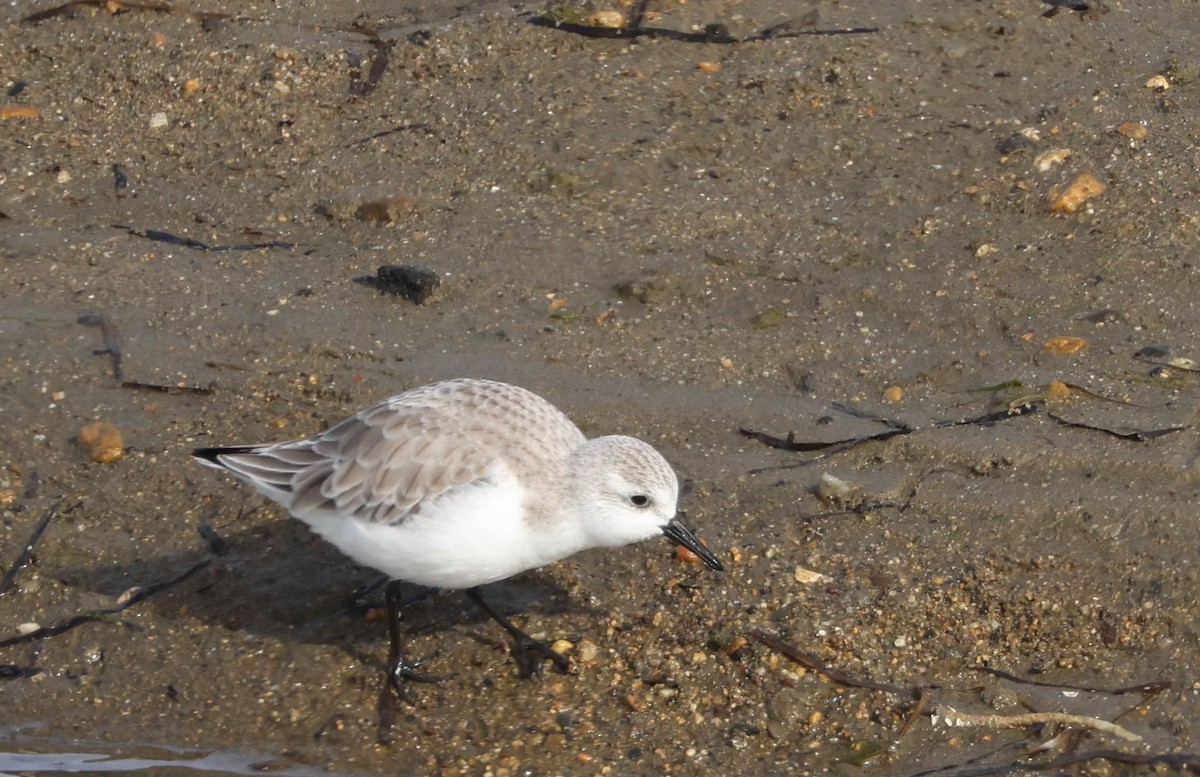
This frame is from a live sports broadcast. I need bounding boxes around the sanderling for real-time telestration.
[193,378,722,701]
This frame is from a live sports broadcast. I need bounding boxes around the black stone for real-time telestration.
[358,264,441,304]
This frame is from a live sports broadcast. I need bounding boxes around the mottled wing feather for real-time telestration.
[212,379,586,527]
[215,446,324,490]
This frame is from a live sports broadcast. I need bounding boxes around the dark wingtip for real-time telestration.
[191,445,259,467]
[191,447,224,465]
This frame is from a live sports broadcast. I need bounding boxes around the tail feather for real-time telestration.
[192,444,267,469]
[193,443,329,498]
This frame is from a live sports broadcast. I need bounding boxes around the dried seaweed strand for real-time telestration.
[0,556,211,648]
[742,402,1042,469]
[1048,749,1200,771]
[0,498,62,595]
[933,705,1141,743]
[977,665,1170,696]
[750,628,916,698]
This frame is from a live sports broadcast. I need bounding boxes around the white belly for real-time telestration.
[295,474,582,589]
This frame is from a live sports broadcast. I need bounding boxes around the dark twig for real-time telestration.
[119,379,213,395]
[1046,749,1200,772]
[24,0,170,23]
[906,740,1040,777]
[0,498,62,595]
[750,628,917,698]
[348,123,429,148]
[111,224,295,252]
[899,688,930,738]
[0,556,211,648]
[529,12,877,42]
[348,29,393,97]
[23,0,234,25]
[1047,412,1186,442]
[976,666,1170,697]
[628,0,650,30]
[196,523,230,556]
[742,402,1042,469]
[909,746,1200,776]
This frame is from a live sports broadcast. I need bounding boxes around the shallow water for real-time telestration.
[0,736,339,777]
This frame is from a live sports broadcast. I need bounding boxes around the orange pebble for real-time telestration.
[586,10,625,28]
[1046,379,1071,400]
[79,421,124,463]
[0,106,41,119]
[1048,173,1105,214]
[1043,336,1087,355]
[1116,122,1147,140]
[675,537,710,564]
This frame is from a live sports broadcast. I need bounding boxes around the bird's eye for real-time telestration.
[630,494,650,508]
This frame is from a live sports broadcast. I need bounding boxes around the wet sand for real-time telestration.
[2,1,1198,773]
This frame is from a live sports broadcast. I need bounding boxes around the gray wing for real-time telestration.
[203,379,584,526]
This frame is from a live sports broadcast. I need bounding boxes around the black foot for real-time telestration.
[387,650,449,701]
[379,580,451,712]
[377,651,450,742]
[466,586,572,678]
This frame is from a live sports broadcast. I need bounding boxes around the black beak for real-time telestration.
[662,518,723,571]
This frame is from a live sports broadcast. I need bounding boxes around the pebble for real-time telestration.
[149,112,168,129]
[1048,172,1104,214]
[675,537,712,565]
[576,639,600,663]
[794,566,830,585]
[816,472,857,505]
[1043,336,1087,355]
[1033,148,1071,172]
[1116,122,1147,140]
[0,106,41,119]
[79,421,124,463]
[1045,379,1071,401]
[368,265,440,304]
[356,196,418,224]
[586,11,625,28]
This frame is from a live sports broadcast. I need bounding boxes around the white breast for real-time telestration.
[293,464,586,589]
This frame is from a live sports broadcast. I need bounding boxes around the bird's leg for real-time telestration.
[465,586,570,677]
[376,580,451,738]
[382,579,447,701]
